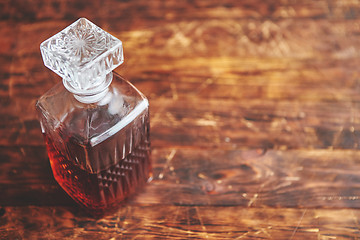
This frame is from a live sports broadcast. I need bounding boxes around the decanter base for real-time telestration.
[44,134,152,216]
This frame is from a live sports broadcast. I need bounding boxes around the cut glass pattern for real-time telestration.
[40,18,123,94]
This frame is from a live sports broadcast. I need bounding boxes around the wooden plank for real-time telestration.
[4,18,360,70]
[3,56,360,103]
[3,18,360,80]
[149,99,360,150]
[1,0,359,24]
[1,98,359,148]
[1,206,360,239]
[129,57,360,102]
[2,147,360,209]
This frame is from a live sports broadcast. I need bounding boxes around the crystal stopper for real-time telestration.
[40,18,123,97]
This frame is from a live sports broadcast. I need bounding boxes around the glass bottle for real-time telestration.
[36,18,152,216]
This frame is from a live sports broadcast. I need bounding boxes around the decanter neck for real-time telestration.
[63,72,113,104]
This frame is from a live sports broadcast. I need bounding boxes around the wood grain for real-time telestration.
[1,98,360,149]
[2,206,360,239]
[1,0,360,23]
[2,147,360,210]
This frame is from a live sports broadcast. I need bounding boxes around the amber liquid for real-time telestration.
[44,133,152,216]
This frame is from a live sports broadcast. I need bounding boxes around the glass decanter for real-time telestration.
[36,18,152,216]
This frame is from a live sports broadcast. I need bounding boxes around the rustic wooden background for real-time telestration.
[2,0,360,239]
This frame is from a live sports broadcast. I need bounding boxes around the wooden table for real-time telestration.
[2,0,360,239]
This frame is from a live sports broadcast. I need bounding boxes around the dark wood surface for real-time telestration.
[2,0,360,239]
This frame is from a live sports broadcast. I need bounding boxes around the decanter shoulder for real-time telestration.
[36,73,148,145]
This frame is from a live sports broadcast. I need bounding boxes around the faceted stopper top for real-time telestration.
[40,18,123,96]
